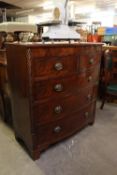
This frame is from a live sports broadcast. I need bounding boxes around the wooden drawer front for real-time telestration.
[31,47,78,58]
[33,76,76,101]
[78,66,99,87]
[80,45,102,56]
[36,103,95,145]
[32,67,99,101]
[31,55,78,78]
[79,46,101,71]
[33,86,97,125]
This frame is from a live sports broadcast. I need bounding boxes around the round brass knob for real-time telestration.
[54,126,62,133]
[96,47,101,52]
[85,112,89,118]
[88,76,92,82]
[54,84,63,92]
[54,106,62,114]
[95,80,99,85]
[54,62,63,71]
[89,58,94,64]
[87,94,92,100]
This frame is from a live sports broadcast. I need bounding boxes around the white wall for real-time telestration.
[113,15,117,26]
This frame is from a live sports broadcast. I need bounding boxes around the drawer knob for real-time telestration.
[54,126,62,133]
[87,94,92,100]
[95,80,99,85]
[96,47,101,52]
[88,76,92,82]
[89,58,94,64]
[85,112,89,118]
[54,84,63,92]
[54,105,62,114]
[54,62,63,71]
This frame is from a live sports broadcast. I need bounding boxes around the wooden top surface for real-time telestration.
[6,41,103,48]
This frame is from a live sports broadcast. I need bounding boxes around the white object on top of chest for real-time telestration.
[42,0,81,40]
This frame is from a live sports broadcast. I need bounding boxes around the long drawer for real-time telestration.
[32,66,100,101]
[32,86,98,125]
[36,102,95,146]
[31,55,78,79]
[30,46,79,58]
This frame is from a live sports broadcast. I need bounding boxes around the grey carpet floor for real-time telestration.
[0,102,117,175]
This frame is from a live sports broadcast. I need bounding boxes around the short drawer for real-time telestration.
[33,86,98,125]
[79,46,101,71]
[32,66,100,101]
[31,55,78,78]
[78,66,100,87]
[36,102,96,145]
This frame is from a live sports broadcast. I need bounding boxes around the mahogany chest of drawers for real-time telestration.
[6,42,102,160]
